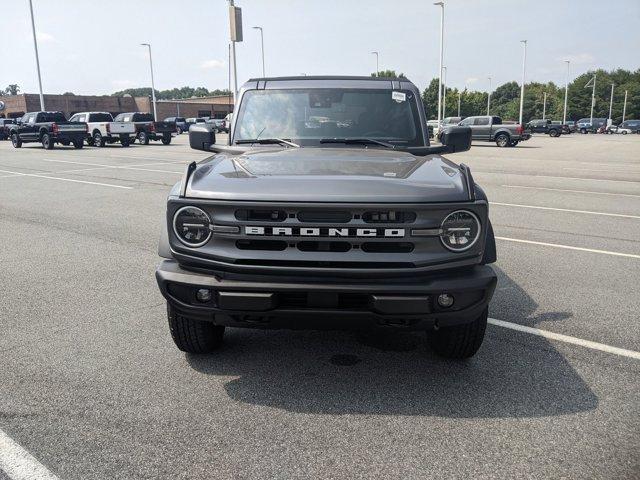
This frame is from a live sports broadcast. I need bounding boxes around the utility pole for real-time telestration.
[228,0,242,103]
[442,66,447,118]
[457,90,461,117]
[28,0,45,110]
[542,92,547,120]
[589,74,596,125]
[371,51,379,76]
[487,76,491,115]
[434,1,444,126]
[518,40,527,125]
[608,83,614,122]
[622,90,628,122]
[140,43,157,121]
[563,60,570,124]
[252,26,265,77]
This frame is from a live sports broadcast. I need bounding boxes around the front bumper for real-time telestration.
[156,260,497,330]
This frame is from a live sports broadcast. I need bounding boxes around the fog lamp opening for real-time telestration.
[437,293,454,308]
[196,288,213,303]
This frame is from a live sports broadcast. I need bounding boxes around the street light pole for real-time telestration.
[622,90,628,122]
[28,0,45,110]
[228,0,240,103]
[140,43,157,121]
[434,1,444,126]
[487,76,491,115]
[563,60,570,124]
[608,83,614,122]
[542,92,547,120]
[590,74,596,125]
[442,66,447,118]
[518,40,527,125]
[252,26,265,77]
[457,90,461,117]
[371,51,379,76]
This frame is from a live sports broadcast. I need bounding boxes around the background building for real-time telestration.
[0,93,233,119]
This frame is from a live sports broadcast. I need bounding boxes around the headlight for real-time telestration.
[173,206,212,247]
[440,210,481,252]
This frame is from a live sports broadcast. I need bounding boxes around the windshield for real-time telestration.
[234,88,424,147]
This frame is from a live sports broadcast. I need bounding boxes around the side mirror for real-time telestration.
[439,125,471,153]
[189,123,216,151]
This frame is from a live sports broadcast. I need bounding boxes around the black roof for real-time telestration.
[247,75,412,83]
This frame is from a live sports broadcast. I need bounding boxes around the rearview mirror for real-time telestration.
[189,123,216,151]
[439,126,471,153]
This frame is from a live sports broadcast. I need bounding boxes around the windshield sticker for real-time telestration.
[392,91,406,103]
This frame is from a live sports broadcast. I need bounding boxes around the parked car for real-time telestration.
[186,117,207,129]
[113,112,176,145]
[69,112,135,147]
[456,115,530,147]
[561,120,577,133]
[165,116,189,134]
[160,75,496,359]
[576,118,607,134]
[606,124,633,135]
[618,119,640,133]
[527,119,562,137]
[0,118,16,140]
[9,111,87,149]
[550,120,572,134]
[206,118,228,133]
[443,116,463,126]
[426,119,439,138]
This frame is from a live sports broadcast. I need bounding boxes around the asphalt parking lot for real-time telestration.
[1,133,639,479]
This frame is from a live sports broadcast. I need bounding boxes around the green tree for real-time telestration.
[371,70,406,78]
[4,84,20,95]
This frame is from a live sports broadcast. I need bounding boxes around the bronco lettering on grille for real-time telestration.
[245,226,405,237]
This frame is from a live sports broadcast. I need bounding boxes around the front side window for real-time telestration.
[234,88,424,146]
[459,117,474,126]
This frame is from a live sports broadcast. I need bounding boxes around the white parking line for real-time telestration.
[476,172,639,185]
[0,429,59,480]
[0,169,132,189]
[41,159,183,174]
[496,236,640,259]
[491,202,640,219]
[488,318,640,360]
[500,185,640,198]
[563,167,640,173]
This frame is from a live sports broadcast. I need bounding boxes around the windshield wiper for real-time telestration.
[319,137,395,149]
[235,138,300,148]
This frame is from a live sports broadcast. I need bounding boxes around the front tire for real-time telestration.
[11,133,22,148]
[495,133,510,147]
[167,304,225,353]
[427,308,488,359]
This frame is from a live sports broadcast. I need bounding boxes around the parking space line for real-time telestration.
[476,172,639,184]
[0,168,132,189]
[488,318,640,360]
[500,185,640,198]
[496,236,640,259]
[563,167,640,173]
[491,202,640,219]
[41,159,184,174]
[0,429,59,480]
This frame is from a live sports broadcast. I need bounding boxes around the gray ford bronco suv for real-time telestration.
[156,76,497,359]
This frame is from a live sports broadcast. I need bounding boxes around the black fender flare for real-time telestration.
[482,219,497,264]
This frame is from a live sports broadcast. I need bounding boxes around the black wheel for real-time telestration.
[549,129,559,137]
[427,308,488,359]
[622,131,628,135]
[161,134,171,145]
[86,136,94,146]
[176,126,182,135]
[11,133,22,148]
[73,140,84,149]
[138,131,149,145]
[42,133,54,150]
[495,133,510,147]
[167,303,225,353]
[580,128,587,134]
[121,137,130,147]
[93,131,105,147]
[508,140,519,147]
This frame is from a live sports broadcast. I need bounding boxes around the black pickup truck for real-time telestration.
[156,76,497,359]
[0,118,16,140]
[114,112,176,145]
[526,119,562,137]
[9,111,87,149]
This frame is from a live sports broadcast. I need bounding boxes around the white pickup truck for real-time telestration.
[69,112,136,147]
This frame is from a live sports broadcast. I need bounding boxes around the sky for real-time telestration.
[1,0,639,96]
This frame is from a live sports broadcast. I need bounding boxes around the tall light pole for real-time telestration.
[228,0,242,103]
[589,74,596,125]
[434,1,445,125]
[542,92,547,120]
[622,90,628,122]
[563,60,570,124]
[442,66,447,118]
[487,76,492,115]
[371,51,379,76]
[28,0,45,110]
[252,26,265,77]
[140,43,157,121]
[518,40,527,125]
[457,90,462,117]
[608,83,614,122]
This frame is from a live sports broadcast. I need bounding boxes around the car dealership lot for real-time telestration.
[0,134,639,479]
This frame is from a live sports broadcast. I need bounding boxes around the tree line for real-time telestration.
[111,86,231,100]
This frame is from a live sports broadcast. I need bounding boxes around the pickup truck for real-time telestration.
[164,117,189,134]
[0,118,16,140]
[69,111,135,147]
[576,118,607,134]
[9,111,87,149]
[457,115,530,147]
[527,119,562,137]
[113,112,176,145]
[156,75,497,359]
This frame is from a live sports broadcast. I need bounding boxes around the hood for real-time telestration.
[185,147,470,203]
